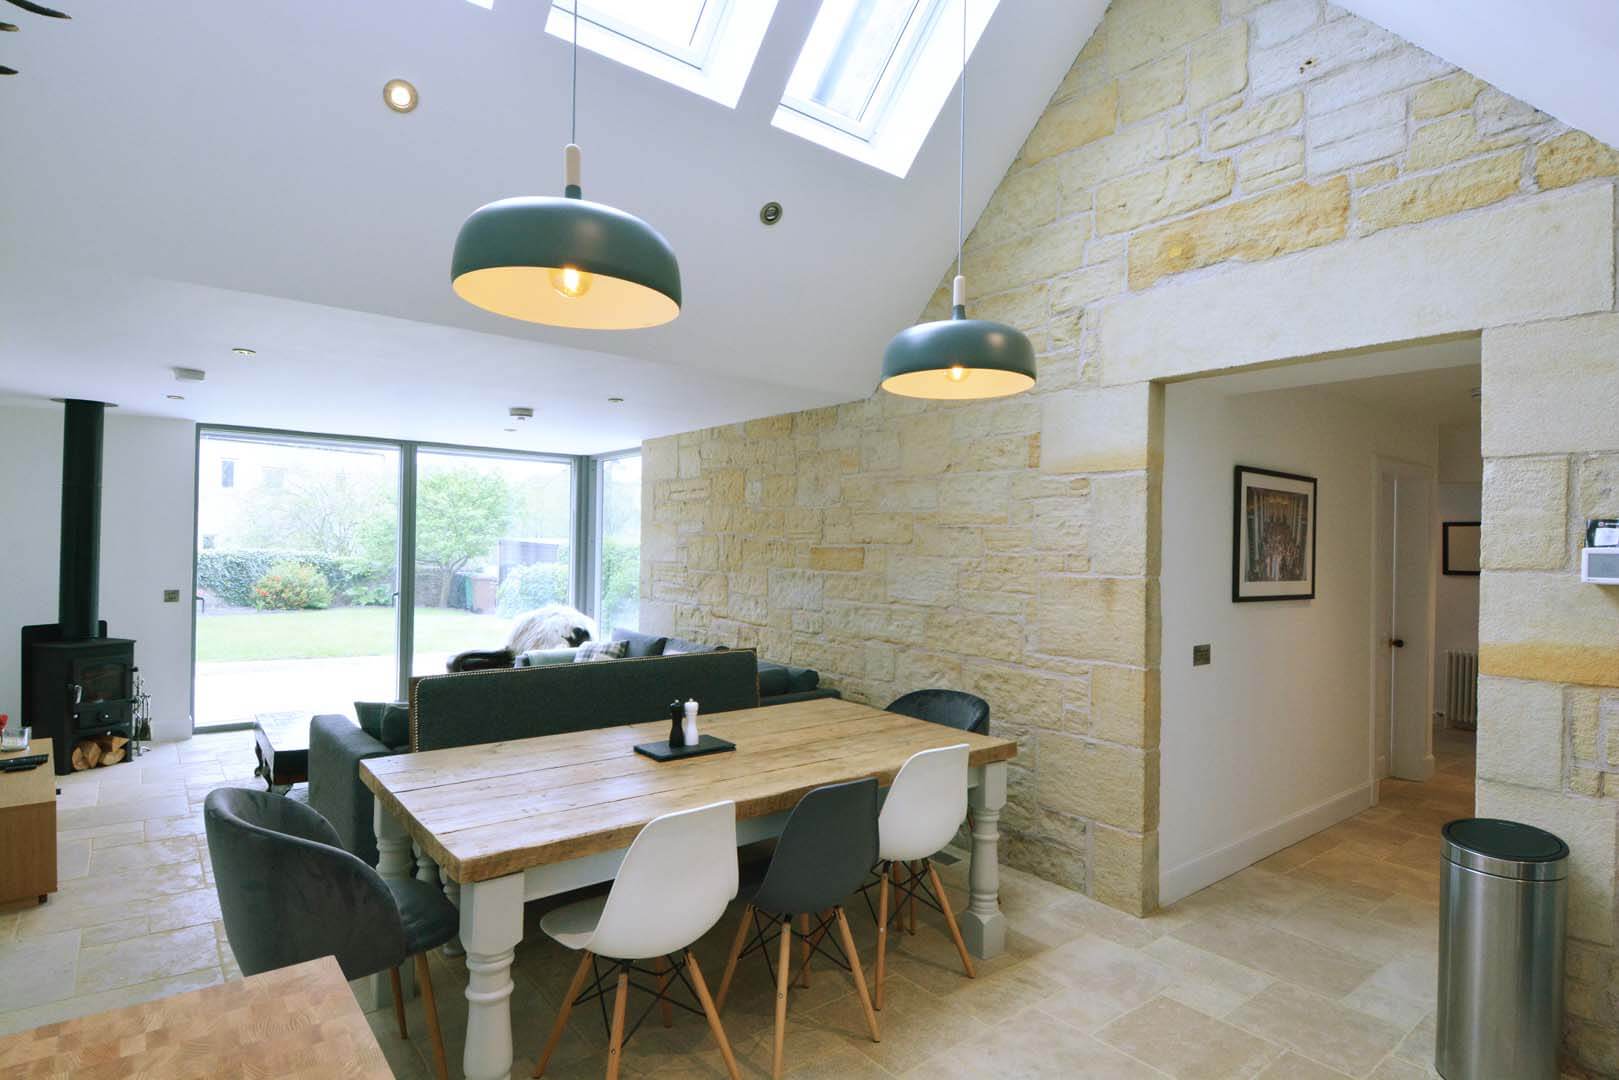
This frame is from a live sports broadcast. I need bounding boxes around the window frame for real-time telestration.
[779,0,945,144]
[588,446,643,635]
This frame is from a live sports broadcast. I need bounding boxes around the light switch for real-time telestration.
[163,589,181,603]
[1192,644,1211,666]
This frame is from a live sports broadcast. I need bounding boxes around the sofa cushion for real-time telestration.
[354,701,411,749]
[662,636,723,655]
[756,661,820,697]
[574,640,628,662]
[610,628,668,658]
[517,648,579,667]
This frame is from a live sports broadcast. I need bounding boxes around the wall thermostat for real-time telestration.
[1582,548,1619,585]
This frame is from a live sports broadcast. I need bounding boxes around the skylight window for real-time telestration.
[543,0,776,109]
[775,0,999,177]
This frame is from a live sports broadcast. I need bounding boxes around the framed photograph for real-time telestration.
[1443,521,1481,575]
[1233,465,1317,602]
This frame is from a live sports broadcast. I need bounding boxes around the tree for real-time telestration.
[416,467,509,607]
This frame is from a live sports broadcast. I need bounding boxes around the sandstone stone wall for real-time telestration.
[642,2,1619,1068]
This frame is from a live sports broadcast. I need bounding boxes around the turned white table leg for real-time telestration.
[961,762,1008,960]
[413,842,440,887]
[370,799,418,1007]
[460,873,524,1080]
[441,878,465,958]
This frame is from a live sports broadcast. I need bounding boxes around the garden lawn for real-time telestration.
[195,607,511,662]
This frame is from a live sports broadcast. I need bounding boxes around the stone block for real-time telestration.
[1208,92,1304,152]
[967,162,1060,250]
[1309,93,1404,149]
[1304,46,1451,116]
[1022,83,1118,166]
[1002,830,1088,894]
[1059,119,1171,194]
[1578,454,1619,521]
[964,664,1073,731]
[1052,261,1127,313]
[1031,576,1148,665]
[808,546,864,572]
[1088,472,1151,576]
[1568,687,1603,763]
[1099,186,1614,386]
[1481,456,1568,571]
[963,220,1090,297]
[1106,0,1219,75]
[1128,176,1348,289]
[1353,162,1398,187]
[1309,124,1405,176]
[1480,571,1619,688]
[1475,88,1544,136]
[1535,130,1619,191]
[1406,114,1525,173]
[1087,664,1160,749]
[1250,0,1320,50]
[1237,136,1305,191]
[1476,675,1564,790]
[1482,313,1619,457]
[923,609,1026,664]
[1091,825,1160,915]
[1038,732,1158,831]
[1118,53,1185,124]
[1096,157,1235,234]
[1412,72,1484,119]
[1476,780,1616,945]
[1041,382,1155,474]
[1360,149,1524,232]
[1187,23,1248,111]
[840,513,915,545]
[973,282,1048,332]
[1250,15,1400,98]
[886,554,958,607]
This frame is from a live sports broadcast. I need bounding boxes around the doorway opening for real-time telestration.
[1158,336,1481,905]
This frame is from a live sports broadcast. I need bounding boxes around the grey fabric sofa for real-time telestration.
[308,649,767,868]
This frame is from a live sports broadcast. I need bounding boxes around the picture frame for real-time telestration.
[1233,465,1318,602]
[1443,521,1481,575]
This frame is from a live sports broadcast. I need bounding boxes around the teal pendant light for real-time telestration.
[881,0,1034,400]
[451,3,681,330]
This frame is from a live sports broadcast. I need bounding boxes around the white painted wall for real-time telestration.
[1433,419,1482,718]
[1159,380,1437,904]
[0,402,196,741]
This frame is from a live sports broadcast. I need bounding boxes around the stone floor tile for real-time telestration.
[144,887,223,934]
[56,793,191,831]
[85,836,202,879]
[1170,911,1379,997]
[1228,982,1406,1076]
[0,965,222,1038]
[75,922,219,995]
[1098,995,1282,1079]
[61,819,147,848]
[913,1006,1169,1078]
[56,838,91,881]
[0,930,80,1012]
[1034,933,1175,1031]
[1255,1050,1355,1079]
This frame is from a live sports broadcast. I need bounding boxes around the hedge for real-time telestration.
[199,549,391,608]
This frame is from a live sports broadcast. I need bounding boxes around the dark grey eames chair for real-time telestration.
[714,778,881,1080]
[886,689,990,736]
[204,788,455,1080]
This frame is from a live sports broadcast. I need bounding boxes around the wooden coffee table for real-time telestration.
[0,739,56,905]
[253,712,310,794]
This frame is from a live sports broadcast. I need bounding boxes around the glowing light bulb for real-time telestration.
[549,265,593,299]
[948,365,968,382]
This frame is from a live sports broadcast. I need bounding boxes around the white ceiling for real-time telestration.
[0,0,1104,453]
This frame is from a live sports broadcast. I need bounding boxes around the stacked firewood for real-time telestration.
[70,734,129,770]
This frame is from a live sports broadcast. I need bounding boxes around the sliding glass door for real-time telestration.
[409,449,575,676]
[194,432,401,728]
[595,451,642,632]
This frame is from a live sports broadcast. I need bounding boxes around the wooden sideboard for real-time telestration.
[0,739,57,905]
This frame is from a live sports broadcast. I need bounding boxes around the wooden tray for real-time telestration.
[633,734,736,762]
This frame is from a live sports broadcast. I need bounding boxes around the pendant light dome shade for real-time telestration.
[451,188,682,330]
[881,307,1036,399]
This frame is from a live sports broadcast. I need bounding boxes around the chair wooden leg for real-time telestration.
[833,907,880,1044]
[773,919,791,1080]
[797,913,812,988]
[533,950,593,1079]
[388,966,408,1038]
[715,904,751,1012]
[927,859,976,980]
[606,967,629,1080]
[686,950,742,1080]
[875,864,890,1012]
[655,955,674,1028]
[415,953,450,1080]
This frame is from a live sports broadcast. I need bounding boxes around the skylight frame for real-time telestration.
[772,0,1000,178]
[542,0,777,110]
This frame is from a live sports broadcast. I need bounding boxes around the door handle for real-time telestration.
[1389,638,1405,648]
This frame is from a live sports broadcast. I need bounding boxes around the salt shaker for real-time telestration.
[682,699,700,746]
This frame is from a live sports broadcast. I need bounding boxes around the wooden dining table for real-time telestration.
[360,696,1017,1080]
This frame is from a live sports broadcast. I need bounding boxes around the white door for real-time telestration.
[1374,460,1437,782]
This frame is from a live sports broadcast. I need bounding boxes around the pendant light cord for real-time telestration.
[956,0,966,281]
[570,0,578,144]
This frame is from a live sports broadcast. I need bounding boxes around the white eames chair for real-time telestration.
[874,744,976,1009]
[531,800,742,1080]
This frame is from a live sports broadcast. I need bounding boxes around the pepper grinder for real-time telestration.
[682,699,700,746]
[666,700,687,749]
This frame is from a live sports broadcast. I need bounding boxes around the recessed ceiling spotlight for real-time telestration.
[509,406,534,421]
[607,396,624,404]
[383,78,418,114]
[231,347,256,357]
[759,201,783,226]
[503,427,516,433]
[165,394,185,401]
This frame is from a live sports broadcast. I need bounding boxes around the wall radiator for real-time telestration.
[1444,650,1479,731]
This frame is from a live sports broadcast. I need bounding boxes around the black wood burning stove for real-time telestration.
[20,399,137,775]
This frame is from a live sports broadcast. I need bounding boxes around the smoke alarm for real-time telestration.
[172,367,206,382]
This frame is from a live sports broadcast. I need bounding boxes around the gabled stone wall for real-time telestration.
[642,2,1619,1069]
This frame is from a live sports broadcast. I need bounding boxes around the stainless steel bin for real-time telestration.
[1436,817,1568,1080]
